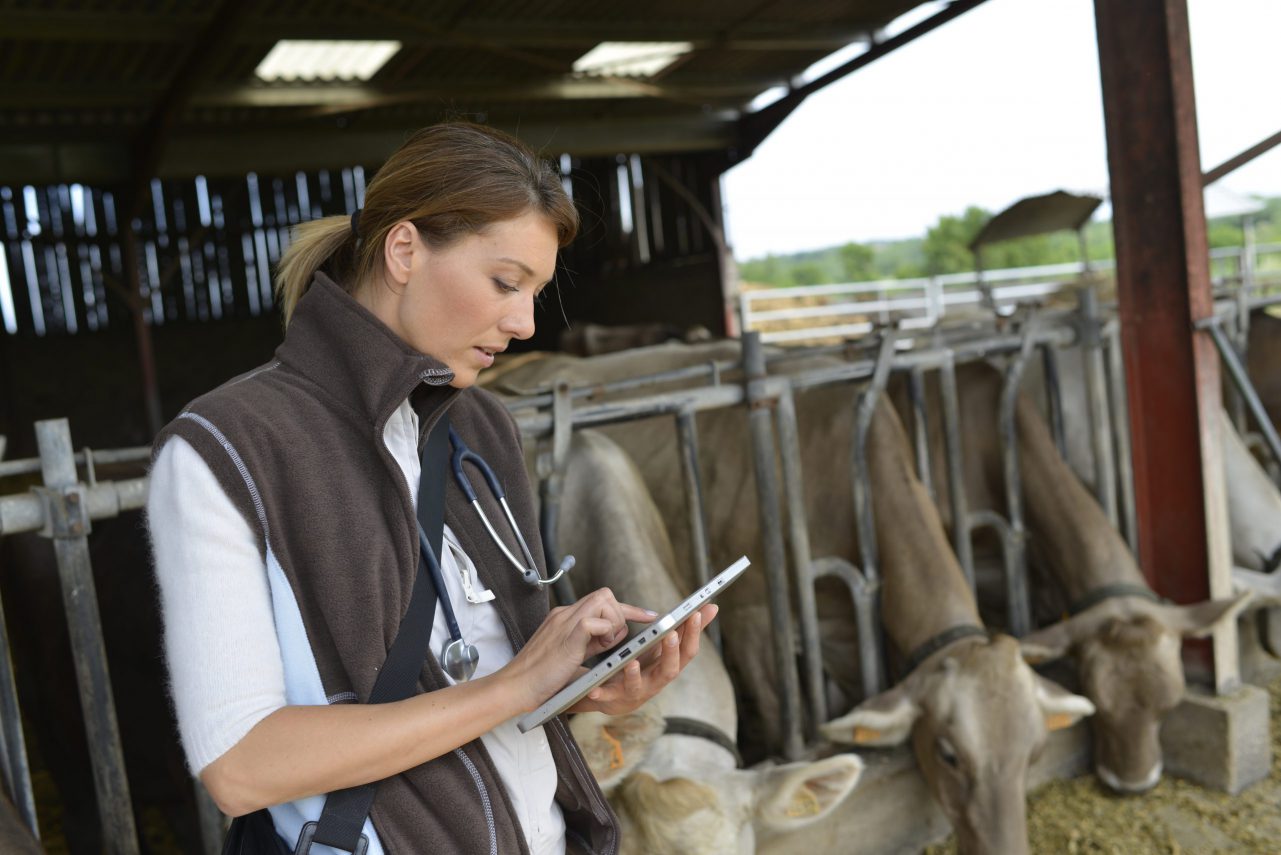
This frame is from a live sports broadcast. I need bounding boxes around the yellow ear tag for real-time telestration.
[785,785,823,818]
[1044,712,1074,732]
[602,727,626,770]
[853,726,882,744]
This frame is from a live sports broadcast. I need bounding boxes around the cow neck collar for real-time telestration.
[663,717,741,768]
[276,271,457,430]
[904,624,988,675]
[1067,583,1165,617]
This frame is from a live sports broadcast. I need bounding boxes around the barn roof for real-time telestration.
[0,0,978,185]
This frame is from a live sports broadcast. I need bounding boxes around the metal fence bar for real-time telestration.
[1201,320,1281,469]
[1080,288,1120,526]
[34,419,139,855]
[0,446,151,480]
[0,583,37,841]
[674,409,718,650]
[1104,325,1140,557]
[1040,343,1067,459]
[741,334,805,760]
[0,478,148,536]
[907,367,935,500]
[773,386,824,735]
[997,319,1037,637]
[849,331,897,697]
[937,354,975,590]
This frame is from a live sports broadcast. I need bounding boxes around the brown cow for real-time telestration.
[921,363,1250,793]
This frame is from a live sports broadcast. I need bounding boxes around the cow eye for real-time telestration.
[936,738,960,769]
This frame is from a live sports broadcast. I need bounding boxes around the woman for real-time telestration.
[148,123,716,855]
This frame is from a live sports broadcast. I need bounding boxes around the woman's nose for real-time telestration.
[499,292,537,340]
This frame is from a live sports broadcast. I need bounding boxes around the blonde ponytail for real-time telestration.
[275,215,356,326]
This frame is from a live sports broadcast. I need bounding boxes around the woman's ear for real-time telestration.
[383,221,419,286]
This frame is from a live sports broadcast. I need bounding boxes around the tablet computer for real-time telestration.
[517,556,750,733]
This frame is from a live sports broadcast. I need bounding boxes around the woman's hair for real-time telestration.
[275,122,579,324]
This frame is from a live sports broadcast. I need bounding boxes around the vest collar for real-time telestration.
[277,272,456,429]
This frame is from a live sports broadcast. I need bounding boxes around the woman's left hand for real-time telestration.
[567,603,718,716]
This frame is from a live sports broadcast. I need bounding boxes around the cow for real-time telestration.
[922,362,1251,794]
[494,342,1096,854]
[816,401,1093,855]
[550,429,863,854]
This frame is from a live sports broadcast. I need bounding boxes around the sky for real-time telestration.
[721,0,1281,261]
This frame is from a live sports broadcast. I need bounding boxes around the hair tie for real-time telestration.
[350,208,361,237]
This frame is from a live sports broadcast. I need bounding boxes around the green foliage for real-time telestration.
[736,196,1273,287]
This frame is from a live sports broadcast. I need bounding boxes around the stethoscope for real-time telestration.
[419,427,576,682]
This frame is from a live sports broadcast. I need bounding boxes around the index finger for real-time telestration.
[618,603,660,623]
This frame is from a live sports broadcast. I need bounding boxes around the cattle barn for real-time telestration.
[1,1,1278,853]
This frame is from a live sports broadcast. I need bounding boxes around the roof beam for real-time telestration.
[0,76,777,110]
[0,9,867,50]
[0,116,737,186]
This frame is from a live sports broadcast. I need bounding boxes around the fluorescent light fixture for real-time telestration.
[797,41,869,86]
[255,40,401,82]
[747,85,788,113]
[573,42,693,78]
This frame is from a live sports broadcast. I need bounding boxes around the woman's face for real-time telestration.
[368,211,559,388]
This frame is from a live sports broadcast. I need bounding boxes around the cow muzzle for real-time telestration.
[1097,760,1162,794]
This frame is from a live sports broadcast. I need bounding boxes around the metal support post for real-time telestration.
[538,380,577,605]
[34,419,139,854]
[741,333,804,759]
[1095,0,1234,689]
[674,409,718,650]
[936,353,975,589]
[1104,324,1140,556]
[193,781,225,855]
[1079,287,1119,525]
[849,330,897,697]
[906,367,936,500]
[773,386,824,735]
[997,318,1037,637]
[0,583,37,840]
[1039,343,1067,459]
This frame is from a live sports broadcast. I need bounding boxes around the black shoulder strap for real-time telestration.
[303,412,451,854]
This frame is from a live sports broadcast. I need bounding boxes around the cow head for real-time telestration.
[821,634,1093,855]
[1022,591,1249,794]
[571,709,863,855]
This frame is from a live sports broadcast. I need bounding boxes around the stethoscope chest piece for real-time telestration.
[440,638,479,683]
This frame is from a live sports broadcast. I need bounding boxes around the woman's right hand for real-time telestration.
[502,587,657,712]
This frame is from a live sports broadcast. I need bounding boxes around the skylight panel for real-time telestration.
[573,42,693,78]
[255,40,402,82]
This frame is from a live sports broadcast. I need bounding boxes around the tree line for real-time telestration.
[738,196,1281,287]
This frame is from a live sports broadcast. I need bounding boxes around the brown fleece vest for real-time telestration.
[153,273,618,855]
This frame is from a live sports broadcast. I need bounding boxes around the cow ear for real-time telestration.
[754,755,864,830]
[1020,620,1075,663]
[1157,591,1253,639]
[819,683,918,746]
[568,709,664,792]
[1034,674,1095,731]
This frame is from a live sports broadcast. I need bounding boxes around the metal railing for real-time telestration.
[741,242,1281,345]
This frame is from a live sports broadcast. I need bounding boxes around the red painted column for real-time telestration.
[1094,0,1226,682]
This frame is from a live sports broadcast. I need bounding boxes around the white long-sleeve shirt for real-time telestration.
[149,398,564,855]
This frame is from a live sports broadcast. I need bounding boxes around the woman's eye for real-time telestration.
[493,278,519,294]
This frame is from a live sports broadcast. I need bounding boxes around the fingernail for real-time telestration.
[644,609,659,617]
[692,613,702,627]
[665,633,679,647]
